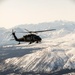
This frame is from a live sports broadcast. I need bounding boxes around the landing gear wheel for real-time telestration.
[36,41,38,43]
[18,42,20,44]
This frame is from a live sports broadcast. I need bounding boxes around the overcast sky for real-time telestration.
[0,0,75,28]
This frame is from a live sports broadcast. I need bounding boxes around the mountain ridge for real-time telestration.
[0,21,75,75]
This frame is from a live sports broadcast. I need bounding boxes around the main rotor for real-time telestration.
[19,28,56,34]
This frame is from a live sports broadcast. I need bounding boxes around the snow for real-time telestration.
[2,32,75,73]
[0,21,75,74]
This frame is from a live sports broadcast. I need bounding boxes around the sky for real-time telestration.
[0,0,75,29]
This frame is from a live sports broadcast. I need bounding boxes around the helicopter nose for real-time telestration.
[38,37,42,41]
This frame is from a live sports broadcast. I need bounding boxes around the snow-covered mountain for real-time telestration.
[0,21,75,75]
[0,27,7,43]
[0,20,75,46]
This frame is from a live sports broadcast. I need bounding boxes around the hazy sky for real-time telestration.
[0,0,75,28]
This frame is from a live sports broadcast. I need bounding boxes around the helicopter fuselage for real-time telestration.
[12,32,41,44]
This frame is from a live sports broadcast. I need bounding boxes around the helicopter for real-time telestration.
[11,29,56,44]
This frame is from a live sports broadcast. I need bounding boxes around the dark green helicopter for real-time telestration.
[12,29,56,44]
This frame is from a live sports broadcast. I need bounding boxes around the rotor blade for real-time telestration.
[9,31,29,33]
[12,29,16,33]
[24,29,31,33]
[15,29,56,33]
[10,38,15,40]
[24,28,36,33]
[31,29,56,33]
[12,29,13,33]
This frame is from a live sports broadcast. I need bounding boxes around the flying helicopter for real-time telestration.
[11,29,56,44]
